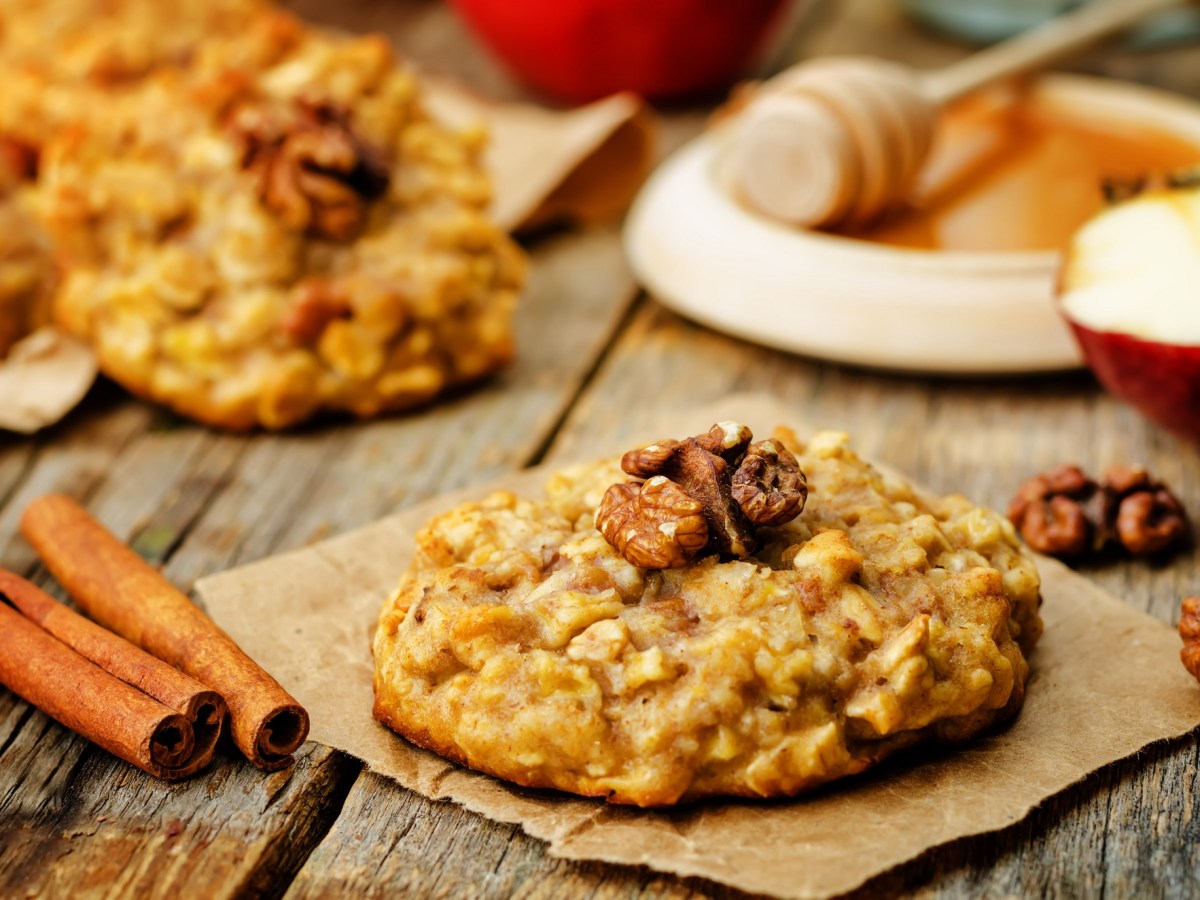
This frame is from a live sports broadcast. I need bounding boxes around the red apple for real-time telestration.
[1058,180,1200,442]
[448,0,793,104]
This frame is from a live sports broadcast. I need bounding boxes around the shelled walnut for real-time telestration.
[1008,463,1190,562]
[595,477,708,569]
[1007,465,1110,558]
[1104,465,1190,557]
[596,422,807,569]
[231,100,390,241]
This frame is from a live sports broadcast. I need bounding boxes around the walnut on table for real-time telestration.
[1007,464,1110,559]
[1104,465,1190,557]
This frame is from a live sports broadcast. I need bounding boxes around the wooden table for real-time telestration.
[2,1,1198,896]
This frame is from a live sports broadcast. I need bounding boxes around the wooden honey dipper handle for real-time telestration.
[924,0,1187,104]
[729,0,1188,229]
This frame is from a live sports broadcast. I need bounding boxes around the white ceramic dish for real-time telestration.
[624,74,1200,374]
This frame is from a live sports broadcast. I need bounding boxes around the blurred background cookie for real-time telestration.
[34,27,524,429]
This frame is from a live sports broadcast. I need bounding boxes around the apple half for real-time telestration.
[1058,180,1200,442]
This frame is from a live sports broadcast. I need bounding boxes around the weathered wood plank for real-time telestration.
[0,715,357,900]
[286,770,748,900]
[0,398,154,575]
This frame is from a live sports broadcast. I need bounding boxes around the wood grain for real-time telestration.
[1,0,1199,897]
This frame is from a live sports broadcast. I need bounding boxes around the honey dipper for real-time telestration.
[729,0,1188,229]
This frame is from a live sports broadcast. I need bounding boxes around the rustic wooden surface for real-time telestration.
[3,0,1199,897]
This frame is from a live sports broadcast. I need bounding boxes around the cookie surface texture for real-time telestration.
[374,430,1043,806]
[0,178,53,358]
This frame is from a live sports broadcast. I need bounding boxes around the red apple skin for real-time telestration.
[1069,321,1200,443]
[449,0,790,103]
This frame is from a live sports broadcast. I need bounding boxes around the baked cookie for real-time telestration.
[0,140,52,357]
[35,26,525,429]
[0,202,47,357]
[0,0,289,361]
[373,426,1042,807]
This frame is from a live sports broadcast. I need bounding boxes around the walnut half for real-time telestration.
[595,477,708,569]
[1105,465,1190,557]
[732,439,808,526]
[232,100,390,241]
[1007,465,1109,559]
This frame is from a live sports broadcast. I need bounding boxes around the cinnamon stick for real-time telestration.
[0,569,226,769]
[21,494,309,771]
[0,592,211,780]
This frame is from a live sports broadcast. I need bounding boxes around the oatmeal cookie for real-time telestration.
[0,144,52,357]
[0,197,48,357]
[35,27,525,429]
[373,429,1043,806]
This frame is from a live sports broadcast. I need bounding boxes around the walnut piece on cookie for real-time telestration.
[373,429,1043,807]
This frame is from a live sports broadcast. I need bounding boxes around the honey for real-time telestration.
[850,90,1200,253]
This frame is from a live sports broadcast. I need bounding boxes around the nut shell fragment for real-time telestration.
[732,439,808,526]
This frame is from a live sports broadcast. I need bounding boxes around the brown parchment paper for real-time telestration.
[425,82,655,233]
[196,395,1200,899]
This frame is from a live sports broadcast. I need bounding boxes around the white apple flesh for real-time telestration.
[1058,182,1200,442]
